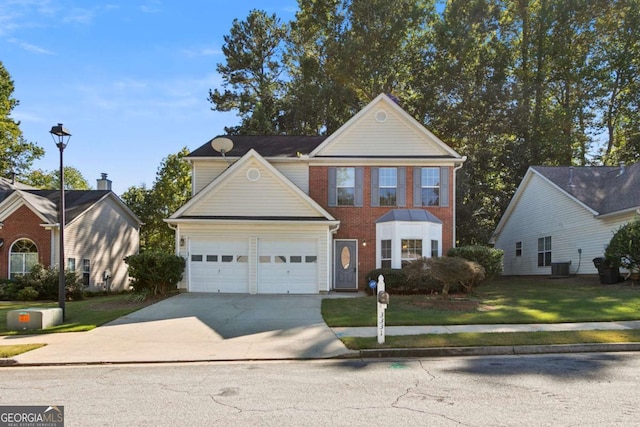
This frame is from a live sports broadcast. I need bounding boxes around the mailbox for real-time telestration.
[377,291,390,305]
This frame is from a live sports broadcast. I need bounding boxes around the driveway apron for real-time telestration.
[8,294,353,364]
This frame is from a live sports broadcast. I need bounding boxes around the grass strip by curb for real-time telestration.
[340,330,640,350]
[0,343,46,358]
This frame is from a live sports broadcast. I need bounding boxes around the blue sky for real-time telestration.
[1,0,298,195]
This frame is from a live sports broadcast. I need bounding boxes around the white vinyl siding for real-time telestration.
[63,197,140,291]
[192,160,309,195]
[317,106,454,157]
[495,173,634,275]
[189,160,320,218]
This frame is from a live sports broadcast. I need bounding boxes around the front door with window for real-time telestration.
[334,240,357,290]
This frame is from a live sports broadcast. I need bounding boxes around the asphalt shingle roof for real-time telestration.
[0,187,110,224]
[532,162,640,215]
[188,135,328,158]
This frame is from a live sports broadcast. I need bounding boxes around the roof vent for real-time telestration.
[568,166,575,188]
[618,161,625,176]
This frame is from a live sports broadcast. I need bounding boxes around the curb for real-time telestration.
[360,342,640,358]
[3,343,640,367]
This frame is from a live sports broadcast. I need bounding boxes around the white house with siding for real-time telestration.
[491,163,640,276]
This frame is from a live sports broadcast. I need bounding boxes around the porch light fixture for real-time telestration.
[362,239,367,247]
[50,123,71,320]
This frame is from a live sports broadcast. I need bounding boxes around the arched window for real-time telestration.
[9,239,38,280]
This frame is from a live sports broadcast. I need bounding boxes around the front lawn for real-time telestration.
[0,293,170,335]
[322,276,640,327]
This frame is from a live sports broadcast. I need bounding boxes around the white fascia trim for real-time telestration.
[308,157,465,166]
[165,218,341,227]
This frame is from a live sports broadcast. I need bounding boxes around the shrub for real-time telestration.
[124,252,185,296]
[365,268,408,295]
[0,280,20,301]
[403,258,447,293]
[447,245,503,279]
[407,257,485,298]
[14,264,83,301]
[17,286,39,301]
[605,218,640,274]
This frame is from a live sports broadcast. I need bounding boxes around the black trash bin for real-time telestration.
[593,257,620,284]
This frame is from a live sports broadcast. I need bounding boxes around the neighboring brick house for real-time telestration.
[0,175,141,291]
[167,94,465,293]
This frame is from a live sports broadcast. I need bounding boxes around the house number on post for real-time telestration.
[377,274,389,344]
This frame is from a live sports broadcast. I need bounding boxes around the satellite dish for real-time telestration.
[211,137,234,155]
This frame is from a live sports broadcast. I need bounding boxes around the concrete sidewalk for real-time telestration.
[333,320,640,338]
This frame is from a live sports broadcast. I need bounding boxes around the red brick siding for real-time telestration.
[0,205,52,278]
[310,165,455,289]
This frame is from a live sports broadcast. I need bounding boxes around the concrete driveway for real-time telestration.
[8,293,355,365]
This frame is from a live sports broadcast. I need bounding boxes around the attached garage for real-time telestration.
[258,239,318,294]
[188,239,249,293]
[166,149,339,295]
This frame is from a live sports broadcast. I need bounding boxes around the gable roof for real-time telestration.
[187,135,327,159]
[491,162,640,244]
[169,149,337,223]
[532,162,640,215]
[0,184,141,226]
[186,94,465,162]
[310,94,463,159]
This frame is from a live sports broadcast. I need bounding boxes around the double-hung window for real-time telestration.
[380,240,392,268]
[421,168,440,206]
[337,167,355,206]
[378,168,397,206]
[537,237,551,267]
[82,259,91,287]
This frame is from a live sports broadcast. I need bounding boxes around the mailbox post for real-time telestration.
[376,274,389,344]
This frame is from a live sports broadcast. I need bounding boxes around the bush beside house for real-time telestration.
[367,254,487,298]
[605,218,640,278]
[124,252,185,297]
[0,264,84,301]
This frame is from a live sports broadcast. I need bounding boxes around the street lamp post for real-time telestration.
[50,123,71,320]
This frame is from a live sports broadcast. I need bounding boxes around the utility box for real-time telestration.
[7,308,63,331]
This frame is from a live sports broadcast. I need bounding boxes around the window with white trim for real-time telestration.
[9,239,38,280]
[401,239,422,267]
[537,237,551,267]
[379,168,397,206]
[380,240,392,268]
[337,167,355,206]
[82,258,91,287]
[431,240,439,258]
[421,168,440,206]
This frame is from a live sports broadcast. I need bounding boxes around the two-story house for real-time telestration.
[166,94,465,293]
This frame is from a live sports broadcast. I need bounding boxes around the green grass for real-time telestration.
[322,276,640,327]
[342,330,640,350]
[0,344,46,358]
[0,293,165,336]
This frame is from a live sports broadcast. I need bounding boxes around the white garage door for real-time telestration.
[258,239,318,294]
[189,239,249,293]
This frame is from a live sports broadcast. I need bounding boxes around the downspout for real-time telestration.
[166,222,179,255]
[453,156,467,248]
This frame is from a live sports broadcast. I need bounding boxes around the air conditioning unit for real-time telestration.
[551,261,571,278]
